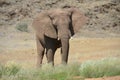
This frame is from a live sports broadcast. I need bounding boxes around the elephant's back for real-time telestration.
[32,12,51,27]
[32,12,52,33]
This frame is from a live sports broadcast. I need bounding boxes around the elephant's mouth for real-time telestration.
[56,39,61,48]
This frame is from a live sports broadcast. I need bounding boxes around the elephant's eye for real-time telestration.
[53,24,58,33]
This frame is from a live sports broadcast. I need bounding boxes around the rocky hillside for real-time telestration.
[0,0,120,37]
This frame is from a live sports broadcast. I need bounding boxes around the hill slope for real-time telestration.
[0,0,120,37]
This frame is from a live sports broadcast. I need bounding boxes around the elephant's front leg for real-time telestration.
[61,38,69,65]
[36,36,45,67]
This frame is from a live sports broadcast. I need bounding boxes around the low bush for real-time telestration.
[79,58,120,78]
[0,58,120,80]
[16,23,28,32]
[0,61,21,79]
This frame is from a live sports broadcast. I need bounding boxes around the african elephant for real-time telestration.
[32,7,87,67]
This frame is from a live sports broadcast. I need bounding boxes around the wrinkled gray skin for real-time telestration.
[32,8,87,67]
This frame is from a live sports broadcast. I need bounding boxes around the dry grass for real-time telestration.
[0,38,120,67]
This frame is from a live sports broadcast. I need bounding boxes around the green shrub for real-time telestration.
[0,61,21,79]
[79,58,120,78]
[16,23,28,32]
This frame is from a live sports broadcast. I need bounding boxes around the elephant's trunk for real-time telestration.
[60,38,69,64]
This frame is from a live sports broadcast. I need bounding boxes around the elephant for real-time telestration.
[32,7,88,67]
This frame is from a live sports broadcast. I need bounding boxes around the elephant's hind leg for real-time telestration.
[45,36,58,66]
[46,47,57,66]
[36,36,45,67]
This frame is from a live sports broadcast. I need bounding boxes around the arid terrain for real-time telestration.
[0,0,120,80]
[0,32,120,80]
[0,0,120,37]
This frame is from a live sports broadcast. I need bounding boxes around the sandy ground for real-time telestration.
[1,38,120,66]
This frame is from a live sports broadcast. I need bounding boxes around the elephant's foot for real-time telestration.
[47,62,54,67]
[36,60,42,68]
[36,55,44,68]
[61,61,67,65]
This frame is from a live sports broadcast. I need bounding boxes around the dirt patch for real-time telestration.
[85,76,120,80]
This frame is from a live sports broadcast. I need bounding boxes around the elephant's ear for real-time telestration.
[32,12,58,39]
[69,8,88,36]
[44,16,58,39]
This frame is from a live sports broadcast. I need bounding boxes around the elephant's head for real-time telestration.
[44,8,88,39]
[48,9,72,39]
